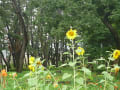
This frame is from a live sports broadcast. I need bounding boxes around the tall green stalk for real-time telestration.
[104,59,110,90]
[83,58,87,90]
[72,40,76,90]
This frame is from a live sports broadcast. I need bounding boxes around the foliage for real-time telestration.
[0,1,120,90]
[1,29,120,90]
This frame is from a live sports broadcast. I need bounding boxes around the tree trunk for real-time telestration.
[55,41,59,67]
[11,0,28,72]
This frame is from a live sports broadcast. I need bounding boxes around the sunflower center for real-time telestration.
[69,31,74,36]
[115,52,118,56]
[77,49,82,53]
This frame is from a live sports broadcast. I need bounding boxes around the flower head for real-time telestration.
[113,50,120,59]
[36,61,42,66]
[114,67,119,75]
[9,74,12,77]
[29,56,35,64]
[46,74,51,79]
[114,86,118,89]
[53,82,58,88]
[13,73,17,78]
[1,69,7,77]
[28,65,32,70]
[66,29,77,40]
[99,85,102,88]
[76,47,85,56]
[28,65,35,72]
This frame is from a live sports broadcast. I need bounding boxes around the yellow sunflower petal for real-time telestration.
[29,56,35,64]
[28,65,32,70]
[32,67,35,72]
[113,50,120,59]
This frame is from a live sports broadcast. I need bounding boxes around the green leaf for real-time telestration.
[28,77,37,86]
[97,64,105,69]
[98,79,105,83]
[45,85,49,90]
[102,71,114,81]
[108,57,114,61]
[107,66,111,70]
[75,40,82,44]
[62,73,72,80]
[23,73,30,78]
[48,65,56,69]
[35,57,41,61]
[59,63,68,67]
[96,57,105,61]
[108,84,114,90]
[75,57,81,61]
[81,67,91,76]
[76,77,84,85]
[66,43,71,46]
[69,62,76,67]
[63,52,70,55]
[77,86,83,90]
[88,61,97,64]
[62,85,67,90]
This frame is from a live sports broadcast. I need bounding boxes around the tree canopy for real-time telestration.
[0,0,120,72]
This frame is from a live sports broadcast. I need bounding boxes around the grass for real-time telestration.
[1,71,28,90]
[1,66,120,90]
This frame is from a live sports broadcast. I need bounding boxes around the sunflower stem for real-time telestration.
[104,57,110,90]
[72,40,76,90]
[83,58,87,90]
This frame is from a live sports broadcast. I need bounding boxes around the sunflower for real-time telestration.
[114,66,119,75]
[53,82,58,88]
[113,50,120,59]
[66,29,77,40]
[46,74,51,79]
[36,61,42,66]
[13,73,17,78]
[28,65,35,72]
[1,69,7,77]
[28,65,32,70]
[76,47,85,56]
[29,56,35,64]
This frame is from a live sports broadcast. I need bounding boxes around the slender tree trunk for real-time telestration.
[27,51,29,65]
[55,41,59,67]
[0,51,10,71]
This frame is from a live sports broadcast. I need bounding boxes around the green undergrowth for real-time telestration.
[1,66,120,90]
